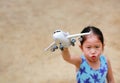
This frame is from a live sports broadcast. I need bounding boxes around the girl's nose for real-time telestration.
[91,48,96,54]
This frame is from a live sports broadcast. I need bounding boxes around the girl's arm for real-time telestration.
[61,48,82,69]
[107,58,115,83]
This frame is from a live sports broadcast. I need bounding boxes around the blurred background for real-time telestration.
[0,0,120,83]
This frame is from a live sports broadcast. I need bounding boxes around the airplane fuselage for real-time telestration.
[53,31,71,47]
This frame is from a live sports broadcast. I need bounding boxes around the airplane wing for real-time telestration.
[44,41,56,51]
[67,32,91,39]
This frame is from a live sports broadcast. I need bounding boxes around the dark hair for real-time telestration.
[80,26,104,45]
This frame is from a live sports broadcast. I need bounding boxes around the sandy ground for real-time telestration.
[0,0,120,83]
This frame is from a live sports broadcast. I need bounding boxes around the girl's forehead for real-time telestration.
[85,34,101,44]
[86,34,98,39]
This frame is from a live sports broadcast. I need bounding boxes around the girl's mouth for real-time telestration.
[91,56,96,60]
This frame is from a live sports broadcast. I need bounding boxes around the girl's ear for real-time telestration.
[79,45,83,51]
[102,43,105,51]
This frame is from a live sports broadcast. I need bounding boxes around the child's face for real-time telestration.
[80,34,104,62]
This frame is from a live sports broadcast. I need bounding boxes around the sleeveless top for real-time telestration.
[76,55,108,83]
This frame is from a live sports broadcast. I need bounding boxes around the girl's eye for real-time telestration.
[87,47,91,49]
[95,46,99,48]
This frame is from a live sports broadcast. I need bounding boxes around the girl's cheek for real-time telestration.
[84,49,90,56]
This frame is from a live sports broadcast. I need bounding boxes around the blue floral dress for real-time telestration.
[76,55,108,83]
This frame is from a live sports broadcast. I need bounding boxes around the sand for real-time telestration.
[0,0,120,83]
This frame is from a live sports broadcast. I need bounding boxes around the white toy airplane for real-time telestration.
[45,30,91,52]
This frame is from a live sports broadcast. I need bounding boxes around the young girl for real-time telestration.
[61,26,115,83]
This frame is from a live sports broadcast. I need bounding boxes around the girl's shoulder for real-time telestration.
[100,55,109,63]
[102,55,111,66]
[100,55,112,69]
[100,55,107,61]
